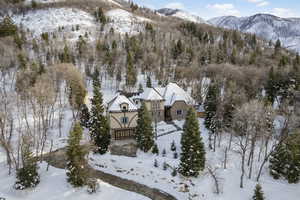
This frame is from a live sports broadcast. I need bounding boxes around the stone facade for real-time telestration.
[144,100,165,122]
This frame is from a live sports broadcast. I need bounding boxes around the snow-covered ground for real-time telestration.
[89,119,300,200]
[0,161,149,200]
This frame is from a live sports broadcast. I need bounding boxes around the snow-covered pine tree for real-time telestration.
[79,104,90,129]
[146,75,152,88]
[269,143,287,179]
[89,71,110,154]
[171,140,176,152]
[204,82,218,150]
[14,142,40,190]
[179,108,206,177]
[252,184,265,200]
[66,123,88,187]
[152,143,159,155]
[135,102,154,152]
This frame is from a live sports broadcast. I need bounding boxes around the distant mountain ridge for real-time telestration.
[208,14,300,53]
[157,8,206,24]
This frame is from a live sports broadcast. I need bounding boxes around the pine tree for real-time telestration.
[138,83,144,93]
[154,159,158,167]
[126,51,137,88]
[265,67,277,104]
[152,143,159,155]
[79,104,90,129]
[171,140,176,152]
[162,148,166,157]
[163,162,167,170]
[14,142,40,190]
[89,72,110,154]
[274,39,281,56]
[171,168,177,177]
[146,75,152,88]
[252,184,265,200]
[269,143,287,179]
[179,108,206,177]
[66,123,88,187]
[204,82,218,149]
[135,102,154,152]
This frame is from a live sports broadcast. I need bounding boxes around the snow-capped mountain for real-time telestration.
[209,14,300,53]
[157,8,206,24]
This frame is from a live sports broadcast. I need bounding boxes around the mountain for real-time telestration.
[157,8,206,24]
[209,13,300,53]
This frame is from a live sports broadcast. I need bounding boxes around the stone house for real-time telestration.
[131,88,165,122]
[107,94,138,140]
[156,83,196,121]
[133,83,196,122]
[107,83,197,140]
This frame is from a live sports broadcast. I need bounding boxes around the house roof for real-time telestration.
[156,83,196,106]
[107,94,138,112]
[138,88,164,101]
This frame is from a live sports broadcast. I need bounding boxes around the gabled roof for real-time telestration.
[107,94,138,112]
[156,83,196,106]
[138,88,164,101]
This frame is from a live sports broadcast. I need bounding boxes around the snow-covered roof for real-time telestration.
[156,83,196,106]
[107,94,138,112]
[138,88,164,101]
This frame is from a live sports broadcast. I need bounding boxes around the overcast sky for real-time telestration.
[132,0,300,19]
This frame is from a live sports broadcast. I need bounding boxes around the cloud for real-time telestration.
[206,3,240,16]
[246,0,269,7]
[270,8,299,18]
[165,2,185,10]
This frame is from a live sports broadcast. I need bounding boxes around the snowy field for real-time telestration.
[0,161,149,200]
[89,119,300,200]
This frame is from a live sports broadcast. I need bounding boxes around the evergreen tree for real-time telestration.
[66,123,87,187]
[126,51,137,87]
[135,102,154,152]
[89,72,110,154]
[179,108,206,177]
[269,143,287,179]
[79,104,90,129]
[14,142,40,190]
[171,168,177,177]
[146,75,152,88]
[152,143,159,155]
[138,83,144,93]
[163,162,168,170]
[204,82,218,149]
[154,159,158,167]
[265,67,277,104]
[252,184,265,200]
[171,140,176,152]
[274,39,281,55]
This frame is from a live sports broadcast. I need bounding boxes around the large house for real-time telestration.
[107,95,138,140]
[107,83,197,140]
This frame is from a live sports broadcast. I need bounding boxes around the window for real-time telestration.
[121,117,128,124]
[177,110,182,115]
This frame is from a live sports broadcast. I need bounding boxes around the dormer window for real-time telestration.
[120,103,129,111]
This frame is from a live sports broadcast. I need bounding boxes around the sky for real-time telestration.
[132,0,300,19]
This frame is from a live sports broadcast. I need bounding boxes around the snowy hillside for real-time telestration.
[12,7,151,40]
[12,8,98,40]
[106,8,151,35]
[157,8,206,24]
[209,14,300,53]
